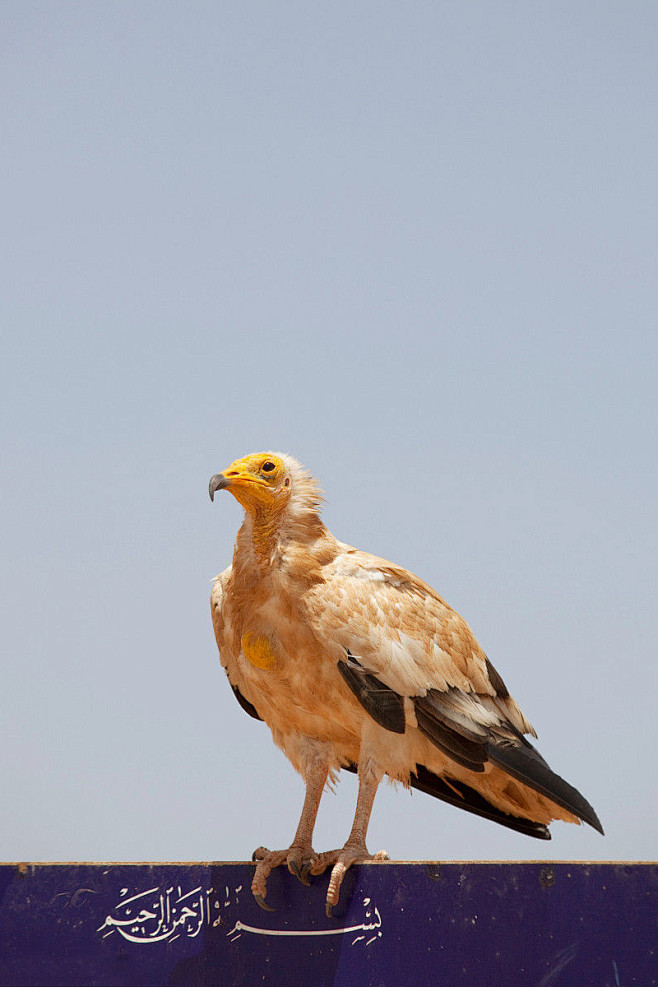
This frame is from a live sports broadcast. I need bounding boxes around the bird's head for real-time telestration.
[209,451,324,547]
[209,452,291,514]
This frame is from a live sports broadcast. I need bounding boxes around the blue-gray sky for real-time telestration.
[1,2,656,866]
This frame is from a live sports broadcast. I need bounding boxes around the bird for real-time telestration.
[209,451,602,916]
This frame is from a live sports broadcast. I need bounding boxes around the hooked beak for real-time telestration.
[208,473,230,502]
[209,463,268,504]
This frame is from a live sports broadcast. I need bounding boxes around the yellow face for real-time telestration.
[208,452,289,512]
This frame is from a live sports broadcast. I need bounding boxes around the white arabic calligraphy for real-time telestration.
[97,884,226,944]
[226,899,382,946]
[97,887,382,948]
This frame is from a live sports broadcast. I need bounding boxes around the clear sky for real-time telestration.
[1,2,656,867]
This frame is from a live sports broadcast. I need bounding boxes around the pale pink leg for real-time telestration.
[251,740,329,909]
[311,755,389,916]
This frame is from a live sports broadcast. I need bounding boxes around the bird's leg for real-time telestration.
[251,739,329,909]
[284,752,328,884]
[311,753,388,916]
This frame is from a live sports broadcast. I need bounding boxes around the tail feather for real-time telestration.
[412,686,603,835]
[343,762,552,840]
[487,737,604,834]
[410,764,553,839]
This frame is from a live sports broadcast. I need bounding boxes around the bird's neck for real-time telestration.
[236,507,328,572]
[237,507,284,567]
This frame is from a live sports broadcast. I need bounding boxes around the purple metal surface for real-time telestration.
[0,862,655,986]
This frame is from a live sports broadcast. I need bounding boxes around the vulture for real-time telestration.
[209,452,602,916]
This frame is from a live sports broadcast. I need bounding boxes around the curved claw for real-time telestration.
[300,861,313,884]
[325,902,333,919]
[254,893,275,912]
[289,860,311,886]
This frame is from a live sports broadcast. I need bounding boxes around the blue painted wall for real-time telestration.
[0,862,655,985]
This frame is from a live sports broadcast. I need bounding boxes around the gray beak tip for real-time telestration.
[209,474,228,502]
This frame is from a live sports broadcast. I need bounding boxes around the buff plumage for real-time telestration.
[209,452,602,915]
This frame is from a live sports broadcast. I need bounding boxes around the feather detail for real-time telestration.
[337,651,406,734]
[231,683,263,721]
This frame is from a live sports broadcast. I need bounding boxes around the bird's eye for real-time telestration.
[261,461,276,473]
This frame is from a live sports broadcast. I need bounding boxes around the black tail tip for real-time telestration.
[584,808,605,836]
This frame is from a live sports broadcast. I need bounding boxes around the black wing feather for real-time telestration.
[337,652,405,734]
[414,705,486,771]
[414,693,487,772]
[337,652,602,835]
[231,683,263,721]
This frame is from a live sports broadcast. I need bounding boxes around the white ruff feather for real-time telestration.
[269,451,324,528]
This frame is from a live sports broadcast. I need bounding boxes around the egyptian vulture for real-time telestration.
[209,452,602,915]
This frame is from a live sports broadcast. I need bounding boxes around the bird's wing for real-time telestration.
[211,566,263,722]
[307,545,533,737]
[210,567,230,665]
[306,546,602,833]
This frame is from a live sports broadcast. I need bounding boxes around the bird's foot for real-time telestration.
[251,843,319,909]
[310,844,390,917]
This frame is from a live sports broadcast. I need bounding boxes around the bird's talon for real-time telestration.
[254,893,275,912]
[289,860,311,886]
[300,861,313,883]
[252,846,269,862]
[325,902,333,919]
